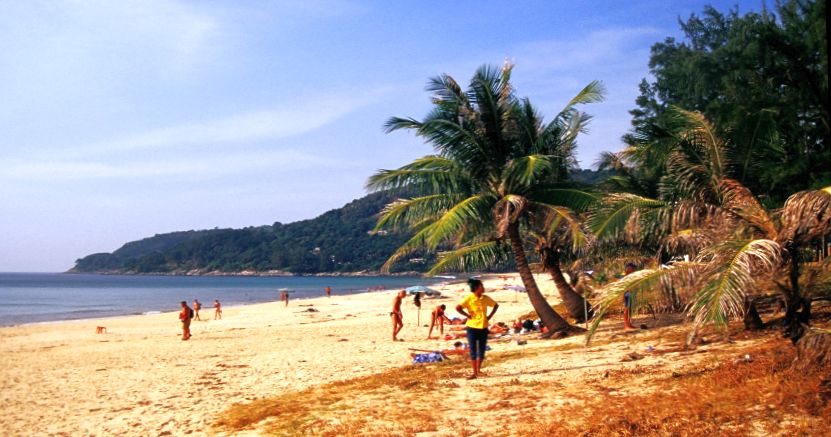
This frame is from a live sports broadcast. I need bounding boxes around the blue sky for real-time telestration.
[0,0,764,272]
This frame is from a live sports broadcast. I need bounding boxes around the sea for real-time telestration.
[0,273,448,327]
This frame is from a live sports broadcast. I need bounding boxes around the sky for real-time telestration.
[0,0,765,272]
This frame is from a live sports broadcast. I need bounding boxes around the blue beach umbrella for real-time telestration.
[405,285,441,296]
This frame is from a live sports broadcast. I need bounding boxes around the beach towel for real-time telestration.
[412,352,446,364]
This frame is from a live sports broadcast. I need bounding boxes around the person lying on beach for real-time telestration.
[488,321,510,335]
[410,341,466,363]
[391,290,406,341]
[426,304,452,339]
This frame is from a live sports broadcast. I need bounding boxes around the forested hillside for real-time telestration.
[72,169,614,275]
[71,191,424,274]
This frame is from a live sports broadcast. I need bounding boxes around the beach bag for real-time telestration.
[188,307,195,319]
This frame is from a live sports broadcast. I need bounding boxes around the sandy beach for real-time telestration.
[1,273,826,436]
[0,274,543,435]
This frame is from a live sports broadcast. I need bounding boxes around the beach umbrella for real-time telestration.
[405,285,441,296]
[502,285,526,292]
[503,284,526,302]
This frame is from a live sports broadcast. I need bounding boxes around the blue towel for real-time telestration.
[412,352,445,364]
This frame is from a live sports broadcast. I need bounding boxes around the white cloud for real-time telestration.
[65,87,394,156]
[3,149,344,181]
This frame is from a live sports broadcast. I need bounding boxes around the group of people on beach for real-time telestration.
[179,285,338,340]
[178,299,222,340]
[392,278,499,379]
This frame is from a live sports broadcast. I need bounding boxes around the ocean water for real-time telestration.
[0,273,446,326]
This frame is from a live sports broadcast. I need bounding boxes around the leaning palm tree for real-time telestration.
[367,62,603,334]
[529,206,595,322]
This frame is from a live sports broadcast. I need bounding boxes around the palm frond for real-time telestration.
[502,154,554,189]
[689,239,782,330]
[383,116,422,134]
[424,194,494,248]
[374,194,464,231]
[535,203,592,252]
[379,226,433,273]
[719,178,776,236]
[778,186,831,244]
[528,188,599,212]
[365,155,467,194]
[561,80,606,112]
[589,193,665,240]
[427,241,506,274]
[585,263,699,343]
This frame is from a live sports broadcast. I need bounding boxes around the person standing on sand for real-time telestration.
[213,299,222,320]
[455,278,499,379]
[281,289,290,307]
[426,304,451,339]
[193,299,202,321]
[325,286,332,298]
[179,301,192,340]
[623,262,636,330]
[391,290,406,341]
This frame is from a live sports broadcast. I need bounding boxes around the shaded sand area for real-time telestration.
[2,274,828,436]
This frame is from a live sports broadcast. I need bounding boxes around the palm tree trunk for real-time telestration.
[743,297,764,330]
[541,247,593,323]
[783,247,811,343]
[506,223,574,333]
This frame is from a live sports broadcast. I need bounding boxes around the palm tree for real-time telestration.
[530,207,595,322]
[366,63,603,334]
[585,109,831,344]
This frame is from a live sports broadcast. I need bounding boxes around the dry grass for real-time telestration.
[214,306,831,436]
[517,338,830,436]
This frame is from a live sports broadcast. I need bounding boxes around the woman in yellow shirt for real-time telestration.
[455,278,499,379]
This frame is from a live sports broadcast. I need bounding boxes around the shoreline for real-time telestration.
[0,272,555,435]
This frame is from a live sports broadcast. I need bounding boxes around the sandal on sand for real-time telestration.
[466,374,477,380]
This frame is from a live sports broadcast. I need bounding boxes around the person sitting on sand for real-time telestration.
[426,304,452,339]
[391,290,406,341]
[179,301,192,340]
[193,299,201,321]
[213,299,222,320]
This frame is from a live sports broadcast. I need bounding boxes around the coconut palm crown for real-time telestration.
[366,62,603,333]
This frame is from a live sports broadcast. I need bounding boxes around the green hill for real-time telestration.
[71,191,427,275]
[72,169,613,275]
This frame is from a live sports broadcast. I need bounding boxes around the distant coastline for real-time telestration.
[65,268,432,277]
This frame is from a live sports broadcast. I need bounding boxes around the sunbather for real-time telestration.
[410,341,466,363]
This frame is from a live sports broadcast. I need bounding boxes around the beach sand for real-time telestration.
[0,273,805,436]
